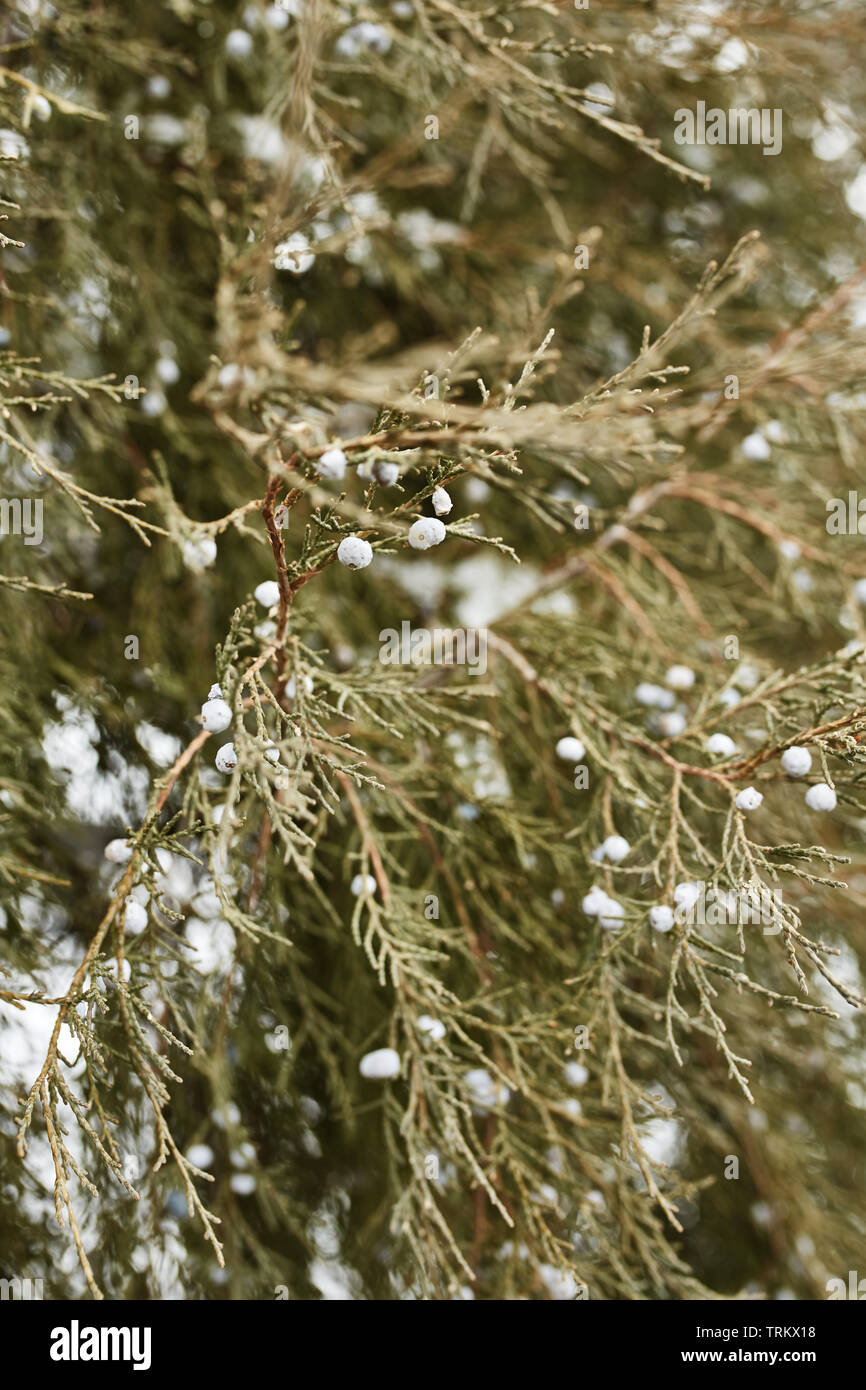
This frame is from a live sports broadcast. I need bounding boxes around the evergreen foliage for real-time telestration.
[2,0,866,1300]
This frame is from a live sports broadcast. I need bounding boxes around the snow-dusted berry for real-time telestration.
[598,898,624,930]
[665,665,695,691]
[208,683,223,701]
[371,460,399,486]
[274,233,315,274]
[741,431,771,461]
[124,899,148,935]
[465,1067,510,1111]
[582,886,608,916]
[359,1047,401,1080]
[555,736,585,762]
[781,746,811,777]
[805,782,836,812]
[182,536,217,571]
[659,711,686,737]
[855,578,866,606]
[104,838,132,864]
[274,503,289,530]
[156,356,180,385]
[408,517,446,550]
[215,743,238,774]
[706,733,737,758]
[635,681,676,710]
[649,905,675,933]
[286,673,314,700]
[735,786,763,812]
[226,28,254,59]
[201,698,232,734]
[600,834,630,863]
[337,535,373,569]
[583,884,608,917]
[263,740,280,763]
[564,1061,589,1087]
[417,1014,446,1042]
[317,447,347,480]
[674,881,701,912]
[351,873,377,896]
[254,580,281,608]
[432,486,452,517]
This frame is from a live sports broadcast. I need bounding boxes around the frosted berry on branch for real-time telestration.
[351,873,377,896]
[805,782,837,812]
[123,899,148,935]
[432,486,452,517]
[215,743,238,774]
[359,1048,401,1080]
[286,673,314,700]
[582,886,608,916]
[317,447,347,480]
[735,787,763,812]
[200,697,232,733]
[408,517,446,550]
[337,535,373,569]
[263,740,280,764]
[104,838,132,864]
[254,580,281,608]
[555,736,585,762]
[273,503,289,530]
[781,746,812,777]
[674,881,701,913]
[635,682,676,710]
[208,684,223,701]
[649,905,675,933]
[226,28,254,59]
[417,1015,446,1042]
[599,834,630,863]
[665,664,695,691]
[598,898,625,930]
[706,733,737,758]
[371,459,400,486]
[658,711,686,737]
[465,1068,510,1112]
[182,536,217,572]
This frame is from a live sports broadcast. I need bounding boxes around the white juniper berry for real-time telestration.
[337,535,373,569]
[200,698,232,733]
[215,743,238,773]
[408,517,446,550]
[359,1048,401,1080]
[805,782,837,812]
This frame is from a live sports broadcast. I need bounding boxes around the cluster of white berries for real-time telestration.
[582,885,625,930]
[646,881,701,933]
[732,745,837,814]
[779,743,835,809]
[635,665,696,739]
